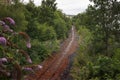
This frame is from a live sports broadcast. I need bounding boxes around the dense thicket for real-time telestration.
[0,0,71,79]
[71,0,120,80]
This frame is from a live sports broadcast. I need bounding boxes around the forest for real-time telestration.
[0,0,120,80]
[71,0,120,80]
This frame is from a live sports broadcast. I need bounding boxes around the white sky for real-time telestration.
[23,0,93,15]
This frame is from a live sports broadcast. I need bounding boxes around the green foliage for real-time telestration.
[37,23,56,41]
[27,22,57,41]
[53,10,71,39]
[76,26,93,56]
[23,1,71,68]
[70,27,92,80]
[24,0,70,63]
[85,55,120,80]
[90,0,120,55]
[0,4,28,31]
[72,49,120,80]
[73,0,120,55]
[25,0,70,41]
[53,18,68,39]
[28,39,60,63]
[113,48,120,61]
[29,39,50,62]
[38,0,57,25]
[71,0,120,79]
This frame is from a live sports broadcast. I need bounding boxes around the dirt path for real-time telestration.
[26,26,78,80]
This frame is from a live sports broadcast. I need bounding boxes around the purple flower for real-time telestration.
[0,37,7,46]
[0,20,5,26]
[37,65,43,69]
[0,58,8,64]
[27,58,32,63]
[4,17,15,25]
[9,29,13,32]
[19,32,31,48]
[22,67,33,72]
[0,70,11,77]
[3,25,10,30]
[26,41,31,48]
[23,67,32,71]
[0,58,8,62]
[6,72,10,76]
[2,25,13,32]
[12,32,18,36]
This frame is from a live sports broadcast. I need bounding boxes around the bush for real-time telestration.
[28,39,50,63]
[37,23,56,41]
[0,17,31,80]
[53,18,68,39]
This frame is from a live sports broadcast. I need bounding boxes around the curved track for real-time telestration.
[26,26,78,80]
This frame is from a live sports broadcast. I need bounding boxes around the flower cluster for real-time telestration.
[0,58,8,64]
[0,17,15,46]
[3,17,15,25]
[0,17,14,33]
[0,17,32,79]
[0,17,31,48]
[0,37,7,46]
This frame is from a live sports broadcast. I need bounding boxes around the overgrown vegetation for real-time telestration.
[71,0,120,80]
[0,0,72,79]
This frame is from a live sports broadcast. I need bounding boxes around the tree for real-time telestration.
[38,0,57,25]
[89,0,120,55]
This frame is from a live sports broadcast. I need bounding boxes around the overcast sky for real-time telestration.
[23,0,93,15]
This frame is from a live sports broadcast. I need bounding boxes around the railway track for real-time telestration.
[26,26,78,80]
